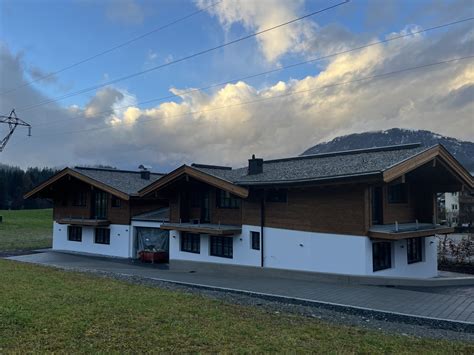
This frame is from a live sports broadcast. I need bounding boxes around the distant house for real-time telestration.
[25,143,473,278]
[443,192,460,226]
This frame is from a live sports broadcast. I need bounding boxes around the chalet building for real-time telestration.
[24,167,168,258]
[25,143,473,278]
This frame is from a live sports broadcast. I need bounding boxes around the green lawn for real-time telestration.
[0,209,52,251]
[0,260,472,353]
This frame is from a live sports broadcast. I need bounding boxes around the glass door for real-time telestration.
[92,190,108,219]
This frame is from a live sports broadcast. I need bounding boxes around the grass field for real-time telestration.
[0,259,472,353]
[0,209,52,251]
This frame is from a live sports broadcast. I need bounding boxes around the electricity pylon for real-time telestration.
[0,109,31,152]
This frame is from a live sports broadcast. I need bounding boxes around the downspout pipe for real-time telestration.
[260,189,265,268]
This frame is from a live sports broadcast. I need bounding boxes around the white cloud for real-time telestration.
[195,0,318,63]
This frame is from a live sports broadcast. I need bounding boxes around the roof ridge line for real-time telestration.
[265,143,423,164]
[74,166,165,175]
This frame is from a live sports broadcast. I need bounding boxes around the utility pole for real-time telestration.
[0,109,31,152]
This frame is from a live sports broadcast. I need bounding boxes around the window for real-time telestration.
[95,228,110,245]
[93,191,108,219]
[61,193,68,207]
[72,191,87,206]
[181,233,200,253]
[67,226,82,242]
[266,189,287,203]
[210,236,233,258]
[407,237,423,264]
[216,190,240,209]
[372,242,392,271]
[111,196,121,208]
[251,231,260,250]
[387,183,408,203]
[190,191,201,208]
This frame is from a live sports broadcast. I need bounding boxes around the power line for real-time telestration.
[0,1,223,96]
[28,55,474,138]
[33,17,474,129]
[16,0,350,112]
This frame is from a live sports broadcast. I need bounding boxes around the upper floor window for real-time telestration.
[72,191,87,207]
[111,196,121,208]
[190,191,201,208]
[266,189,287,203]
[93,190,108,219]
[387,183,408,204]
[216,190,240,209]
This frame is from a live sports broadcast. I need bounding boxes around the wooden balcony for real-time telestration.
[57,218,110,227]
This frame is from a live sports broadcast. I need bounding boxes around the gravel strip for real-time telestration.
[52,266,474,343]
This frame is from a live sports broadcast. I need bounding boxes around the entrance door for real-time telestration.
[372,186,383,225]
[201,190,210,223]
[92,190,108,219]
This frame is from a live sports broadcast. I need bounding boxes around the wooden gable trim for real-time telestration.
[139,165,249,198]
[383,145,474,189]
[23,168,130,200]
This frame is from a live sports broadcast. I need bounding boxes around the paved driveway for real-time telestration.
[6,251,474,326]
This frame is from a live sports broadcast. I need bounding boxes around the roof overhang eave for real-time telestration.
[382,145,474,189]
[234,171,383,187]
[139,165,249,198]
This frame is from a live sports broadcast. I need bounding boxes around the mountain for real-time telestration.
[302,128,474,172]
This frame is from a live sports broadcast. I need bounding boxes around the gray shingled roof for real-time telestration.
[193,144,431,185]
[73,167,165,195]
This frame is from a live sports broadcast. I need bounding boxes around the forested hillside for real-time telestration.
[0,164,58,209]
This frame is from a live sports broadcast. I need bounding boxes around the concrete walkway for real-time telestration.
[6,251,474,327]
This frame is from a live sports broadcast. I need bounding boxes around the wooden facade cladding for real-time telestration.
[167,179,242,225]
[249,185,369,236]
[47,176,167,225]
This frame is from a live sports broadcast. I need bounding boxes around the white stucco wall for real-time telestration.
[261,226,368,275]
[52,222,131,258]
[168,224,438,278]
[169,225,261,267]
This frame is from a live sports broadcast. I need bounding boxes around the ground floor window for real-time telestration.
[95,228,110,245]
[68,226,82,242]
[372,241,391,272]
[181,233,200,253]
[251,231,260,250]
[210,236,233,258]
[407,237,423,264]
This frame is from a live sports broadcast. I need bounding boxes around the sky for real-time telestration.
[0,0,473,172]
